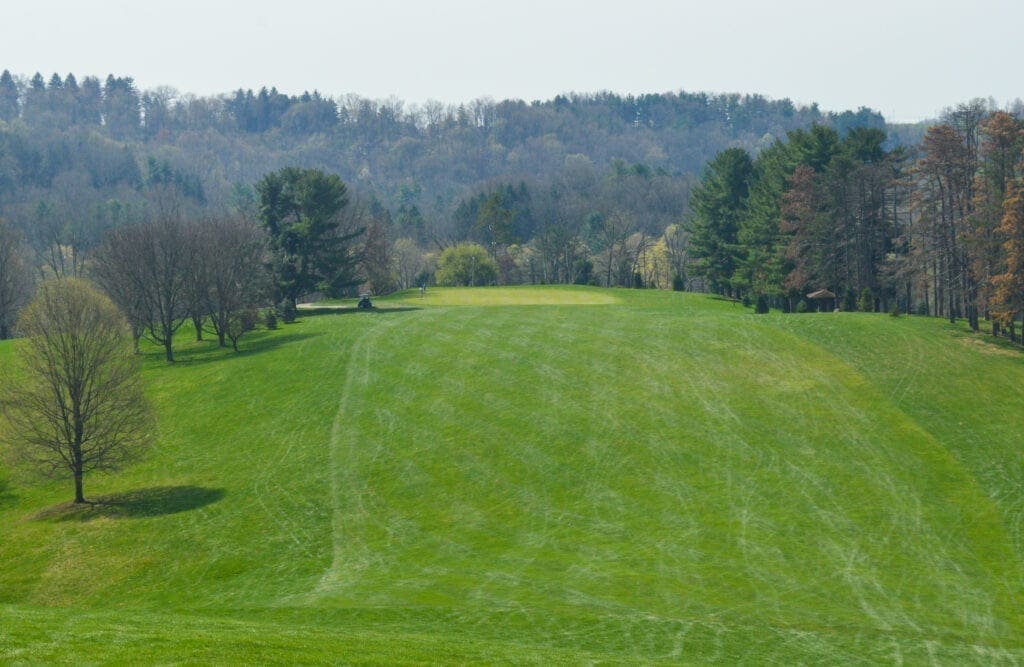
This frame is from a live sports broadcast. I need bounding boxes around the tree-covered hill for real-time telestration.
[0,68,889,230]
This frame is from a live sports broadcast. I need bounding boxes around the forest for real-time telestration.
[4,67,1022,348]
[689,100,1024,341]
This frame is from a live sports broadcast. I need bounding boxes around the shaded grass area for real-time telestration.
[30,486,225,522]
[3,603,1021,664]
[0,479,15,508]
[161,329,323,366]
[0,605,595,664]
[1,287,1023,661]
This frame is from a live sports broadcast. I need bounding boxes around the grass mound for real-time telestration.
[1,286,1022,662]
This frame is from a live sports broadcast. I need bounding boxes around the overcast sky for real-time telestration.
[4,0,1021,123]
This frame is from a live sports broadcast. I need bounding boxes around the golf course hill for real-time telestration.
[1,286,1022,663]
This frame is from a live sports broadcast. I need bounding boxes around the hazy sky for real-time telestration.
[4,0,1022,122]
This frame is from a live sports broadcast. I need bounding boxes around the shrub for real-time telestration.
[741,294,751,308]
[842,289,857,312]
[574,259,594,286]
[796,299,809,313]
[889,304,901,317]
[755,295,770,314]
[858,288,874,313]
[225,307,259,352]
[239,307,259,332]
[414,270,432,288]
[672,274,685,292]
[277,299,297,324]
[264,309,278,330]
[915,301,929,316]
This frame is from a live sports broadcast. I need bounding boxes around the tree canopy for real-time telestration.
[257,167,364,308]
[3,278,152,503]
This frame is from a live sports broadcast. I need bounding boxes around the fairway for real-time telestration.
[1,287,1023,663]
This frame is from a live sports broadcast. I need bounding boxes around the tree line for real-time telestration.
[0,167,364,359]
[11,67,1024,343]
[0,67,900,267]
[687,100,1024,340]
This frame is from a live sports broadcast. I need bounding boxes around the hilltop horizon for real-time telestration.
[1,67,952,126]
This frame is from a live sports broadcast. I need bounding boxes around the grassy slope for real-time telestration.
[1,286,1022,663]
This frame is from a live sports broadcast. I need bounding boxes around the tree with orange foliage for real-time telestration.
[991,180,1024,343]
[972,112,1024,335]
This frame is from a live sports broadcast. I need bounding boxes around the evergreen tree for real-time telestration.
[688,147,753,295]
[78,76,102,125]
[736,138,799,297]
[102,75,141,138]
[63,73,81,124]
[0,70,18,121]
[257,167,364,309]
[780,164,829,297]
[23,72,46,120]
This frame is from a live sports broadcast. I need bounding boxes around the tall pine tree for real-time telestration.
[688,147,753,295]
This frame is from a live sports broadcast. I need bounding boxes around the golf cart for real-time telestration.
[357,293,373,309]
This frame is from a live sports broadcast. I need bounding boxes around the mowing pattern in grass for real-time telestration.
[1,286,1023,662]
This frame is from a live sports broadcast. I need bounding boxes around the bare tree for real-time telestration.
[183,220,211,342]
[92,210,192,362]
[589,209,638,287]
[3,279,152,503]
[28,171,103,281]
[91,228,152,354]
[392,238,428,290]
[663,223,691,287]
[358,211,395,295]
[0,219,34,339]
[198,216,268,350]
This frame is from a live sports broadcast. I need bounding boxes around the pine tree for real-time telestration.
[688,147,753,295]
[0,69,18,121]
[257,167,364,308]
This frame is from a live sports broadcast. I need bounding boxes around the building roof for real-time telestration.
[806,289,836,299]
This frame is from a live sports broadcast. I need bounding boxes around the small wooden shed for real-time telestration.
[806,289,837,312]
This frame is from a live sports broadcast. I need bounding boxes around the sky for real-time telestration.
[3,0,1022,123]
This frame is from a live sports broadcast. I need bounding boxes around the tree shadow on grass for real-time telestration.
[162,330,323,366]
[0,478,16,508]
[32,485,225,522]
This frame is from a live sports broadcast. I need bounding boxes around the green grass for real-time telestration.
[2,286,1023,663]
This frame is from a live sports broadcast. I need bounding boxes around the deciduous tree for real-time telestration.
[92,208,192,362]
[198,216,268,350]
[992,180,1024,341]
[436,243,497,286]
[3,279,152,503]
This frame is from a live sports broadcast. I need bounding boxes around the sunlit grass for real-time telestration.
[1,287,1023,662]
